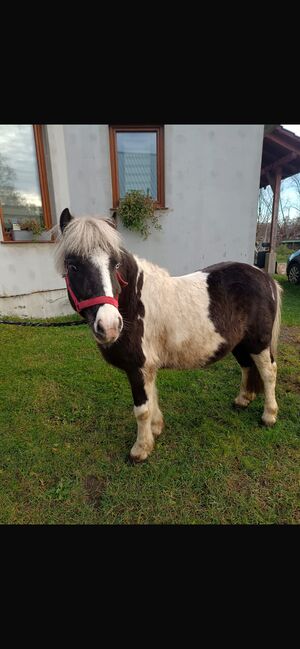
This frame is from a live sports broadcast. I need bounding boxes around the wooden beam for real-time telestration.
[264,125,278,135]
[266,170,275,191]
[263,151,277,162]
[266,169,282,274]
[266,132,300,155]
[284,162,299,176]
[270,170,281,251]
[262,151,297,175]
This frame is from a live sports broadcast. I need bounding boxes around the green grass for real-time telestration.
[275,275,300,326]
[0,276,299,524]
[276,244,292,264]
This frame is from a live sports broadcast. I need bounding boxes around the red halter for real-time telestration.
[64,271,128,314]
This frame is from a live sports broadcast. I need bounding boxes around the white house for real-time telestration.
[0,124,264,318]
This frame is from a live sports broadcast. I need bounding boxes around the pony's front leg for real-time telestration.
[127,369,155,462]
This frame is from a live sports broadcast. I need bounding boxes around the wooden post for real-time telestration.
[266,169,282,274]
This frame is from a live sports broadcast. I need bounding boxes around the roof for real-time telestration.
[260,125,300,188]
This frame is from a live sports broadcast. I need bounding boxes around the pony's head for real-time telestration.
[55,208,125,346]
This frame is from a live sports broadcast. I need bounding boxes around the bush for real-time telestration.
[20,219,44,236]
[276,244,292,263]
[117,190,162,239]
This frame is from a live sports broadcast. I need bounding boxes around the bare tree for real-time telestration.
[0,153,23,206]
[287,173,300,217]
[257,175,297,238]
[0,153,42,226]
[258,186,273,224]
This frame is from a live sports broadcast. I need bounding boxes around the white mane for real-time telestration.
[55,216,122,274]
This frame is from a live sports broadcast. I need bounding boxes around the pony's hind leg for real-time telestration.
[147,374,164,437]
[232,345,258,408]
[234,367,257,407]
[251,348,278,426]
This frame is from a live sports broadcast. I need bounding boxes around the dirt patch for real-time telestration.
[280,326,300,345]
[84,475,107,509]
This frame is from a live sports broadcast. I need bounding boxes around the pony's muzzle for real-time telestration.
[94,305,123,344]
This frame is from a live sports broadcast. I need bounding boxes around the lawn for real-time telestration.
[0,275,299,524]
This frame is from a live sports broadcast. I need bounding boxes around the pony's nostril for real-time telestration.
[96,322,105,336]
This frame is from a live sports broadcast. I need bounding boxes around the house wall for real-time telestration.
[0,124,264,317]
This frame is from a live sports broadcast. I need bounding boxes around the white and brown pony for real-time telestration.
[55,209,282,462]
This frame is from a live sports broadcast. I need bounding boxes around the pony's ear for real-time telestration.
[60,208,73,233]
[104,218,117,230]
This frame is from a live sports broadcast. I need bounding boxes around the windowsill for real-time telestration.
[1,240,56,244]
[109,207,169,213]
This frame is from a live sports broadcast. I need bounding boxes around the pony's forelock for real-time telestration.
[54,216,121,274]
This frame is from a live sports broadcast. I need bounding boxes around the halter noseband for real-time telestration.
[64,271,128,314]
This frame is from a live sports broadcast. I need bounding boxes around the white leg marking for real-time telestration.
[130,401,154,462]
[130,371,164,461]
[251,349,278,426]
[145,378,164,437]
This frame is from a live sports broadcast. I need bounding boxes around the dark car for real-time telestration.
[254,242,270,268]
[287,249,300,284]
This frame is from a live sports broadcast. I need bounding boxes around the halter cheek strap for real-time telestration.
[64,271,128,314]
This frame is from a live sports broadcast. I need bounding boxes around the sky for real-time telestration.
[265,125,300,220]
[282,124,300,137]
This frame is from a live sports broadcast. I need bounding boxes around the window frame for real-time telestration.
[109,125,165,209]
[0,124,52,242]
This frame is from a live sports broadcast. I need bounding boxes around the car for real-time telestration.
[254,242,270,268]
[287,249,300,284]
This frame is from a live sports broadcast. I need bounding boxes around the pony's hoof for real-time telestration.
[234,396,250,408]
[126,453,147,465]
[129,443,152,463]
[262,413,277,427]
[152,419,164,437]
[129,452,148,463]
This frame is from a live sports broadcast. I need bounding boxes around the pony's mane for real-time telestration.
[55,216,122,274]
[135,256,170,278]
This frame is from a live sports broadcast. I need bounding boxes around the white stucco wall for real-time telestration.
[63,125,112,216]
[0,124,264,317]
[117,125,264,274]
[61,124,264,274]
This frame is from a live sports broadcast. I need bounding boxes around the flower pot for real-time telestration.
[12,230,33,241]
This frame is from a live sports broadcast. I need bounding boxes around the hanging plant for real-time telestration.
[116,190,162,239]
[20,218,45,236]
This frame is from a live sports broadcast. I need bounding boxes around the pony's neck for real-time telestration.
[117,249,142,314]
[119,248,138,285]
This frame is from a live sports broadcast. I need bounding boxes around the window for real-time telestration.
[0,125,52,241]
[109,125,165,209]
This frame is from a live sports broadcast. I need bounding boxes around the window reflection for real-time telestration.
[0,125,44,234]
[116,132,157,200]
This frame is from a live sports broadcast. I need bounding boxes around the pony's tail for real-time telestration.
[271,279,283,361]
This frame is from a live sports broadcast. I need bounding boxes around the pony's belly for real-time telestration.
[143,317,226,371]
[160,337,223,370]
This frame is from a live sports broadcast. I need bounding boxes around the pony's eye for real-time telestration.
[69,264,78,272]
[115,263,120,270]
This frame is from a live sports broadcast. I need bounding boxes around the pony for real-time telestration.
[55,208,282,462]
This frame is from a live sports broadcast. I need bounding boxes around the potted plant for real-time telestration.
[116,190,162,239]
[12,218,46,241]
